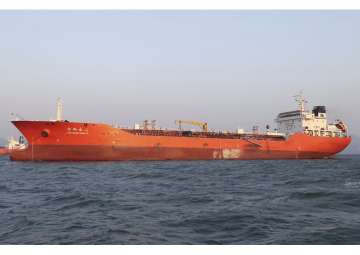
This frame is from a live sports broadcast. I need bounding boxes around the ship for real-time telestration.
[9,95,351,161]
[0,137,26,157]
[0,147,8,157]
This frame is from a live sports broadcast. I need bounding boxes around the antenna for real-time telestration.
[56,97,63,121]
[294,91,308,112]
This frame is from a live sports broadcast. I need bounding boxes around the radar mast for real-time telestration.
[294,92,307,112]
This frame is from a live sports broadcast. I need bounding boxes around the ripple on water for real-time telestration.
[0,156,360,244]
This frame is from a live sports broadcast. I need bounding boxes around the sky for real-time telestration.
[0,11,359,152]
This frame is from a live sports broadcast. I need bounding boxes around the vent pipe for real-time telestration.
[56,97,63,121]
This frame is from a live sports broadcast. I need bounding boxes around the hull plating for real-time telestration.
[10,121,352,161]
[0,147,9,157]
[10,145,338,161]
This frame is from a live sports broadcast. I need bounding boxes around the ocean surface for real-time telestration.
[0,155,360,245]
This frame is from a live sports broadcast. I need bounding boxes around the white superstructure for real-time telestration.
[7,137,26,150]
[275,94,348,137]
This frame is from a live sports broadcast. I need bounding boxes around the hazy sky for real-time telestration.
[0,11,359,144]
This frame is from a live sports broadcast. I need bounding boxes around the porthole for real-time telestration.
[41,130,49,138]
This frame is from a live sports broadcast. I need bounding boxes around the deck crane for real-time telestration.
[175,120,208,132]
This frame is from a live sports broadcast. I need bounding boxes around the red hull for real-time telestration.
[10,121,352,161]
[0,147,9,157]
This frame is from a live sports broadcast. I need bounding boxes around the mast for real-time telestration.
[56,97,63,121]
[294,92,307,112]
